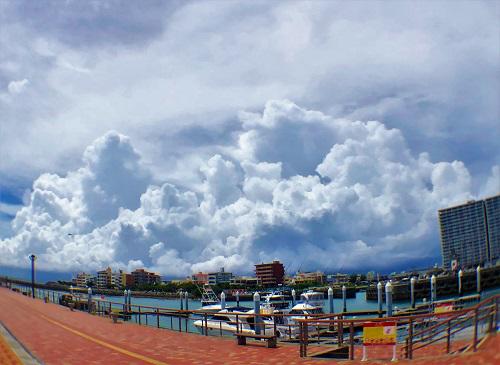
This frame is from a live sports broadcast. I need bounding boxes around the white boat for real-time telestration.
[193,308,275,336]
[262,291,289,310]
[299,290,324,308]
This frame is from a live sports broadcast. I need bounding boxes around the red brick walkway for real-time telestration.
[0,288,497,364]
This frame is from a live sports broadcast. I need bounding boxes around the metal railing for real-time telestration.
[297,294,498,360]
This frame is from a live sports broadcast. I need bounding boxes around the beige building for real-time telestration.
[293,271,326,285]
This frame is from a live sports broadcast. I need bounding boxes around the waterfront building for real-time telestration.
[230,276,261,287]
[255,260,285,287]
[96,267,113,288]
[485,195,500,263]
[131,268,161,286]
[293,271,326,285]
[191,272,209,285]
[121,272,134,288]
[326,273,349,284]
[207,267,232,285]
[439,194,500,269]
[73,272,92,287]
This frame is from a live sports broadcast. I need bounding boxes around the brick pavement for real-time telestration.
[0,327,23,365]
[0,287,497,365]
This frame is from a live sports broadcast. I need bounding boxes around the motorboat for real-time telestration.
[262,291,289,310]
[299,290,324,308]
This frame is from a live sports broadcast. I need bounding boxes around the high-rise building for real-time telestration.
[255,260,285,287]
[485,195,500,261]
[438,194,500,269]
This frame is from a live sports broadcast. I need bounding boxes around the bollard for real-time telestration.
[185,291,189,311]
[385,282,393,317]
[410,277,416,309]
[476,266,481,294]
[253,292,261,335]
[328,287,334,314]
[236,291,240,307]
[458,270,463,296]
[342,285,347,313]
[180,291,184,310]
[431,275,436,303]
[291,289,296,307]
[221,292,226,310]
[123,289,128,314]
[87,287,93,313]
[127,289,132,313]
[377,282,383,317]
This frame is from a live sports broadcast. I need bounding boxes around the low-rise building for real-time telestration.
[326,273,349,284]
[132,268,161,286]
[191,272,209,285]
[96,267,113,288]
[73,272,92,287]
[294,271,326,285]
[121,272,134,288]
[230,276,261,287]
[208,268,232,285]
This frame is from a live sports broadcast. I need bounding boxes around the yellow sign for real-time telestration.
[363,322,396,346]
[434,302,454,313]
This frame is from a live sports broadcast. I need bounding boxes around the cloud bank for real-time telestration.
[2,101,497,276]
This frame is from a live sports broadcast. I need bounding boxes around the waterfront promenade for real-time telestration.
[0,287,498,365]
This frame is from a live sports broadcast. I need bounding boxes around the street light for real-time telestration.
[29,254,36,298]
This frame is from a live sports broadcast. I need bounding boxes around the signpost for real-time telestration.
[362,321,397,361]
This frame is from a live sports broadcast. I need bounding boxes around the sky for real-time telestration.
[0,0,499,278]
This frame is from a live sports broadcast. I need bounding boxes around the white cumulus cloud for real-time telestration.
[0,101,495,276]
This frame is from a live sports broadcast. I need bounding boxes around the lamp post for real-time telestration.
[29,254,36,298]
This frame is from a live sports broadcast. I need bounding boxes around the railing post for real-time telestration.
[494,297,499,334]
[445,318,451,354]
[338,314,344,346]
[304,320,308,357]
[349,321,354,360]
[204,313,208,336]
[138,306,141,325]
[156,308,160,328]
[299,322,304,357]
[408,318,413,359]
[273,316,277,336]
[236,314,239,334]
[473,308,478,352]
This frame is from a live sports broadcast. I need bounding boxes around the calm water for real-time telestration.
[12,284,499,335]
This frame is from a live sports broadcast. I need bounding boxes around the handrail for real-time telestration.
[403,295,498,358]
[296,294,498,359]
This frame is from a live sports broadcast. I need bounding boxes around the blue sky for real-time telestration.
[0,1,498,278]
